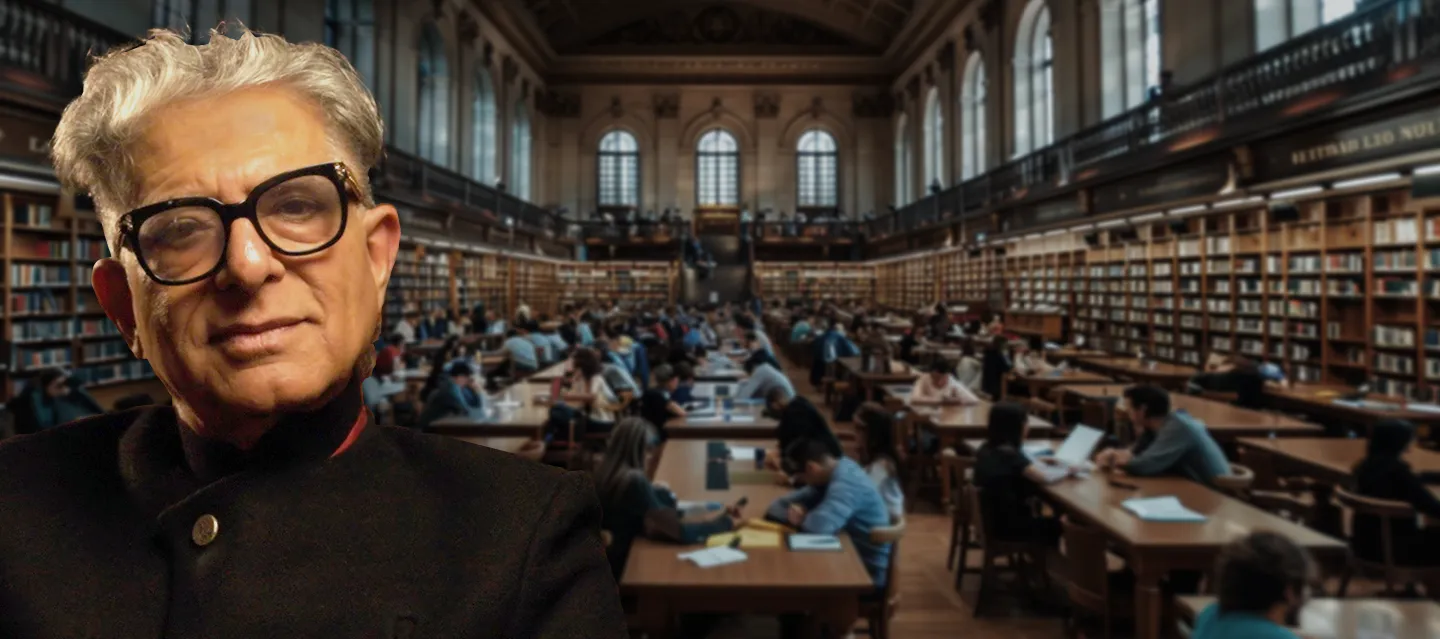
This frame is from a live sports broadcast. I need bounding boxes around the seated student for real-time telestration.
[1013,336,1054,376]
[374,332,406,376]
[790,314,814,344]
[524,321,555,364]
[640,364,688,434]
[954,342,983,391]
[8,369,104,435]
[671,362,697,405]
[855,402,905,518]
[562,348,622,434]
[735,314,774,355]
[483,311,506,335]
[417,361,489,430]
[742,331,783,372]
[559,316,580,347]
[909,360,981,405]
[764,387,843,471]
[1351,419,1440,566]
[1095,385,1232,486]
[576,315,596,347]
[1192,532,1316,639]
[765,438,893,587]
[500,327,539,375]
[541,321,570,359]
[973,402,1064,545]
[736,356,797,402]
[594,419,741,578]
[980,335,1014,399]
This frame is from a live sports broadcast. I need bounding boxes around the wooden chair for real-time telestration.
[1247,490,1314,526]
[1335,487,1440,596]
[822,361,851,407]
[1060,516,1133,639]
[859,516,907,639]
[970,487,1052,617]
[939,451,976,582]
[895,411,942,512]
[1212,464,1256,499]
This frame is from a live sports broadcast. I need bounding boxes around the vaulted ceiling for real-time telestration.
[516,0,922,55]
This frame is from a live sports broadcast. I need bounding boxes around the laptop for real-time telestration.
[713,384,733,398]
[1052,424,1105,468]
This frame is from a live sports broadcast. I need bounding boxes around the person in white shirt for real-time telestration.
[393,312,419,345]
[564,348,620,431]
[1013,337,1054,376]
[954,342,984,391]
[909,361,980,405]
[855,402,905,518]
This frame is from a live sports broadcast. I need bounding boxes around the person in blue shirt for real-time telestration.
[765,438,893,587]
[577,316,596,346]
[542,323,569,359]
[417,361,489,430]
[525,321,554,364]
[501,328,539,374]
[682,319,705,352]
[671,362,696,405]
[789,314,814,344]
[1192,531,1315,639]
[484,311,506,335]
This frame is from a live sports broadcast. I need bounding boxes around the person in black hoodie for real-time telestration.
[1351,418,1440,566]
[980,335,1014,399]
[764,387,843,471]
[743,331,783,372]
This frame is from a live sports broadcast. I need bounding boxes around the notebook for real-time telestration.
[788,534,843,551]
[706,528,782,549]
[1122,496,1207,523]
[678,546,748,568]
[705,460,730,490]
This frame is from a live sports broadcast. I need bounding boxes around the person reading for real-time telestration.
[639,364,687,436]
[764,388,843,471]
[909,360,981,405]
[1192,532,1316,639]
[735,352,796,401]
[1351,418,1440,567]
[593,418,741,579]
[501,326,539,374]
[1094,385,1231,485]
[417,361,488,430]
[855,402,905,518]
[980,335,1013,399]
[764,438,893,587]
[973,402,1063,545]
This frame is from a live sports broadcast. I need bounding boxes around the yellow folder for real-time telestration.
[706,527,783,549]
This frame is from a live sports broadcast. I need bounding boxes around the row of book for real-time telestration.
[10,264,77,286]
[13,202,56,227]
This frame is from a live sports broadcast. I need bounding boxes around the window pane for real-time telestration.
[696,129,739,206]
[598,130,640,207]
[796,129,837,208]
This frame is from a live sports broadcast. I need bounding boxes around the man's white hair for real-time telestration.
[51,25,384,246]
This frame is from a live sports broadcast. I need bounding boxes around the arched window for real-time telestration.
[598,130,640,209]
[922,87,945,191]
[509,101,532,200]
[471,67,498,184]
[324,0,375,87]
[1013,0,1054,156]
[796,129,838,210]
[894,114,911,206]
[1100,0,1162,118]
[695,129,739,207]
[960,52,988,180]
[1255,0,1357,51]
[416,23,450,167]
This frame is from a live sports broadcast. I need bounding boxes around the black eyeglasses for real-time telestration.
[114,162,363,285]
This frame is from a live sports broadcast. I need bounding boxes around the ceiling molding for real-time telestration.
[471,0,558,74]
[546,55,892,86]
[884,0,979,76]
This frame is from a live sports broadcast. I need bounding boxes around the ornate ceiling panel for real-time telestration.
[516,0,919,55]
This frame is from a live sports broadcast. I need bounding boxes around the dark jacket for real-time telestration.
[981,349,1012,399]
[417,376,487,430]
[600,472,731,579]
[8,377,105,435]
[639,388,677,435]
[1353,459,1440,564]
[0,381,626,638]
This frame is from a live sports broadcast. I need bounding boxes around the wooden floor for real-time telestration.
[697,356,1069,639]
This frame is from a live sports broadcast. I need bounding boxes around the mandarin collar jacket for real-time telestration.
[0,379,625,638]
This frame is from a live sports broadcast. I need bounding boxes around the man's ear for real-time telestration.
[363,203,401,307]
[92,258,142,359]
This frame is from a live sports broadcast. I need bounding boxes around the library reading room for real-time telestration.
[6,0,1440,638]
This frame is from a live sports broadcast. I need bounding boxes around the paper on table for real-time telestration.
[1122,496,1207,523]
[788,534,843,551]
[728,445,762,460]
[1405,403,1440,414]
[678,546,748,568]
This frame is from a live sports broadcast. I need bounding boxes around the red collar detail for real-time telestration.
[330,407,369,459]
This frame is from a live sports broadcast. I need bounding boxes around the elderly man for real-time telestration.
[0,27,625,637]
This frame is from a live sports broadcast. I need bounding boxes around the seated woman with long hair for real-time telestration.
[972,402,1061,545]
[855,402,905,518]
[593,418,741,578]
[561,348,622,435]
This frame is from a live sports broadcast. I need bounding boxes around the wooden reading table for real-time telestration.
[837,357,917,399]
[1075,357,1197,390]
[621,439,874,638]
[427,382,553,439]
[664,386,778,439]
[1265,383,1440,433]
[885,385,1052,445]
[1053,385,1321,441]
[960,440,1349,639]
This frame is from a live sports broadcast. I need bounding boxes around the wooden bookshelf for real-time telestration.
[866,184,1440,400]
[876,256,937,312]
[456,251,510,318]
[383,240,451,329]
[1,190,157,402]
[557,261,676,308]
[754,262,873,303]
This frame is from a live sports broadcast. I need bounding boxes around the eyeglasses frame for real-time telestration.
[113,161,365,286]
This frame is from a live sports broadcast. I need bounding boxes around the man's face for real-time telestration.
[45,377,69,399]
[801,460,829,486]
[665,377,679,391]
[92,87,400,430]
[929,371,948,386]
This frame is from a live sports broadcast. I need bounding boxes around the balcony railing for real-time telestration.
[882,0,1440,236]
[575,220,689,242]
[0,0,131,103]
[376,147,567,239]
